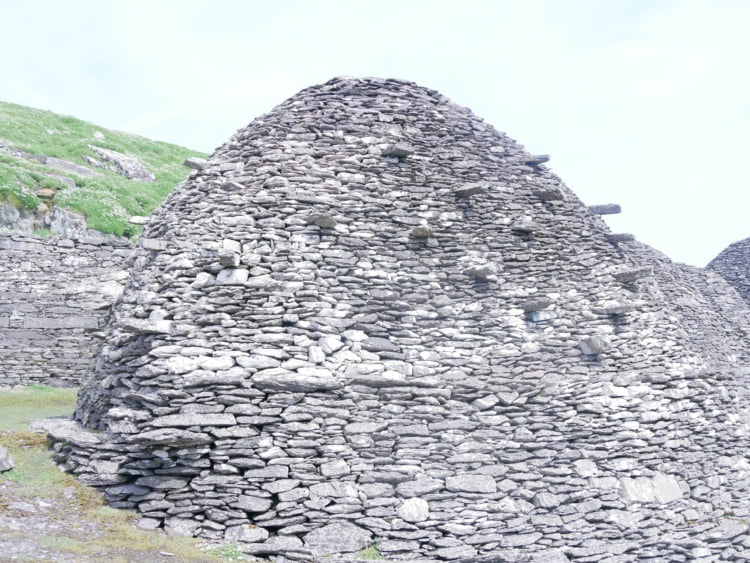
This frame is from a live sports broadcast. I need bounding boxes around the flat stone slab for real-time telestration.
[304,522,372,556]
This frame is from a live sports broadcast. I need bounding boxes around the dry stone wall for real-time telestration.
[43,78,750,561]
[0,233,132,386]
[707,237,750,305]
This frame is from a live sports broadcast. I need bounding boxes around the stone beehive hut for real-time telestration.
[708,237,750,305]
[48,77,750,561]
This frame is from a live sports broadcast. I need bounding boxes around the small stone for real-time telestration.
[588,203,621,215]
[381,143,414,157]
[434,545,477,559]
[304,522,372,556]
[236,495,273,512]
[579,336,610,355]
[136,518,161,531]
[164,517,200,537]
[307,213,337,229]
[410,226,434,238]
[398,498,429,523]
[184,157,208,170]
[320,459,350,477]
[0,446,14,472]
[446,474,497,493]
[454,183,488,197]
[224,524,269,543]
[362,337,400,353]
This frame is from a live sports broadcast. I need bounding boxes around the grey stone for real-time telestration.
[89,145,155,181]
[381,143,414,157]
[0,446,14,472]
[242,535,304,555]
[588,203,621,215]
[184,157,208,170]
[397,498,429,522]
[446,475,497,493]
[252,367,342,392]
[304,522,372,556]
[164,516,200,537]
[236,494,273,512]
[149,413,236,427]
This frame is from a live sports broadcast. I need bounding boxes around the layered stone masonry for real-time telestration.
[707,237,750,305]
[0,233,132,386]
[43,78,750,561]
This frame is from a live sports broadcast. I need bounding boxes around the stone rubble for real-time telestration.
[36,77,750,561]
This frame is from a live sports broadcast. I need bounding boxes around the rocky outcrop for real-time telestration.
[45,77,750,561]
[707,237,750,305]
[88,145,156,182]
[0,233,132,386]
[0,201,113,239]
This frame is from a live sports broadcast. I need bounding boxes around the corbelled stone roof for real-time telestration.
[48,77,750,561]
[707,237,750,305]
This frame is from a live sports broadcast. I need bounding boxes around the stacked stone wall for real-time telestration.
[40,78,750,561]
[0,233,132,386]
[707,237,750,305]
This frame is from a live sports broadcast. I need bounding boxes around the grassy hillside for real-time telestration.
[0,101,206,237]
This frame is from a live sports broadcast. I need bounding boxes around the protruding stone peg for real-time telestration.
[410,226,434,238]
[463,263,499,281]
[184,157,208,170]
[454,182,488,198]
[520,297,554,312]
[607,233,635,244]
[532,187,564,201]
[382,143,415,158]
[592,301,638,315]
[512,222,538,235]
[589,204,621,215]
[219,239,241,267]
[579,336,610,356]
[307,214,337,229]
[525,154,549,166]
[613,267,651,283]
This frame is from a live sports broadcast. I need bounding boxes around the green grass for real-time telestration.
[0,101,205,238]
[358,542,385,560]
[0,384,78,432]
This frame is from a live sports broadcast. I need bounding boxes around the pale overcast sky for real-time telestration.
[2,0,748,267]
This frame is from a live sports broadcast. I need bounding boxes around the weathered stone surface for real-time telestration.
[304,522,371,556]
[184,157,208,170]
[397,498,429,523]
[0,446,14,472]
[446,475,497,493]
[620,473,683,504]
[149,413,236,428]
[236,494,273,512]
[251,367,342,392]
[588,203,621,215]
[89,145,155,181]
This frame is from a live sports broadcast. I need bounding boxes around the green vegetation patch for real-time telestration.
[359,542,385,560]
[0,384,78,432]
[0,101,206,238]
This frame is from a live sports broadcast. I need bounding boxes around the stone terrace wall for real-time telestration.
[0,233,132,386]
[707,237,750,305]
